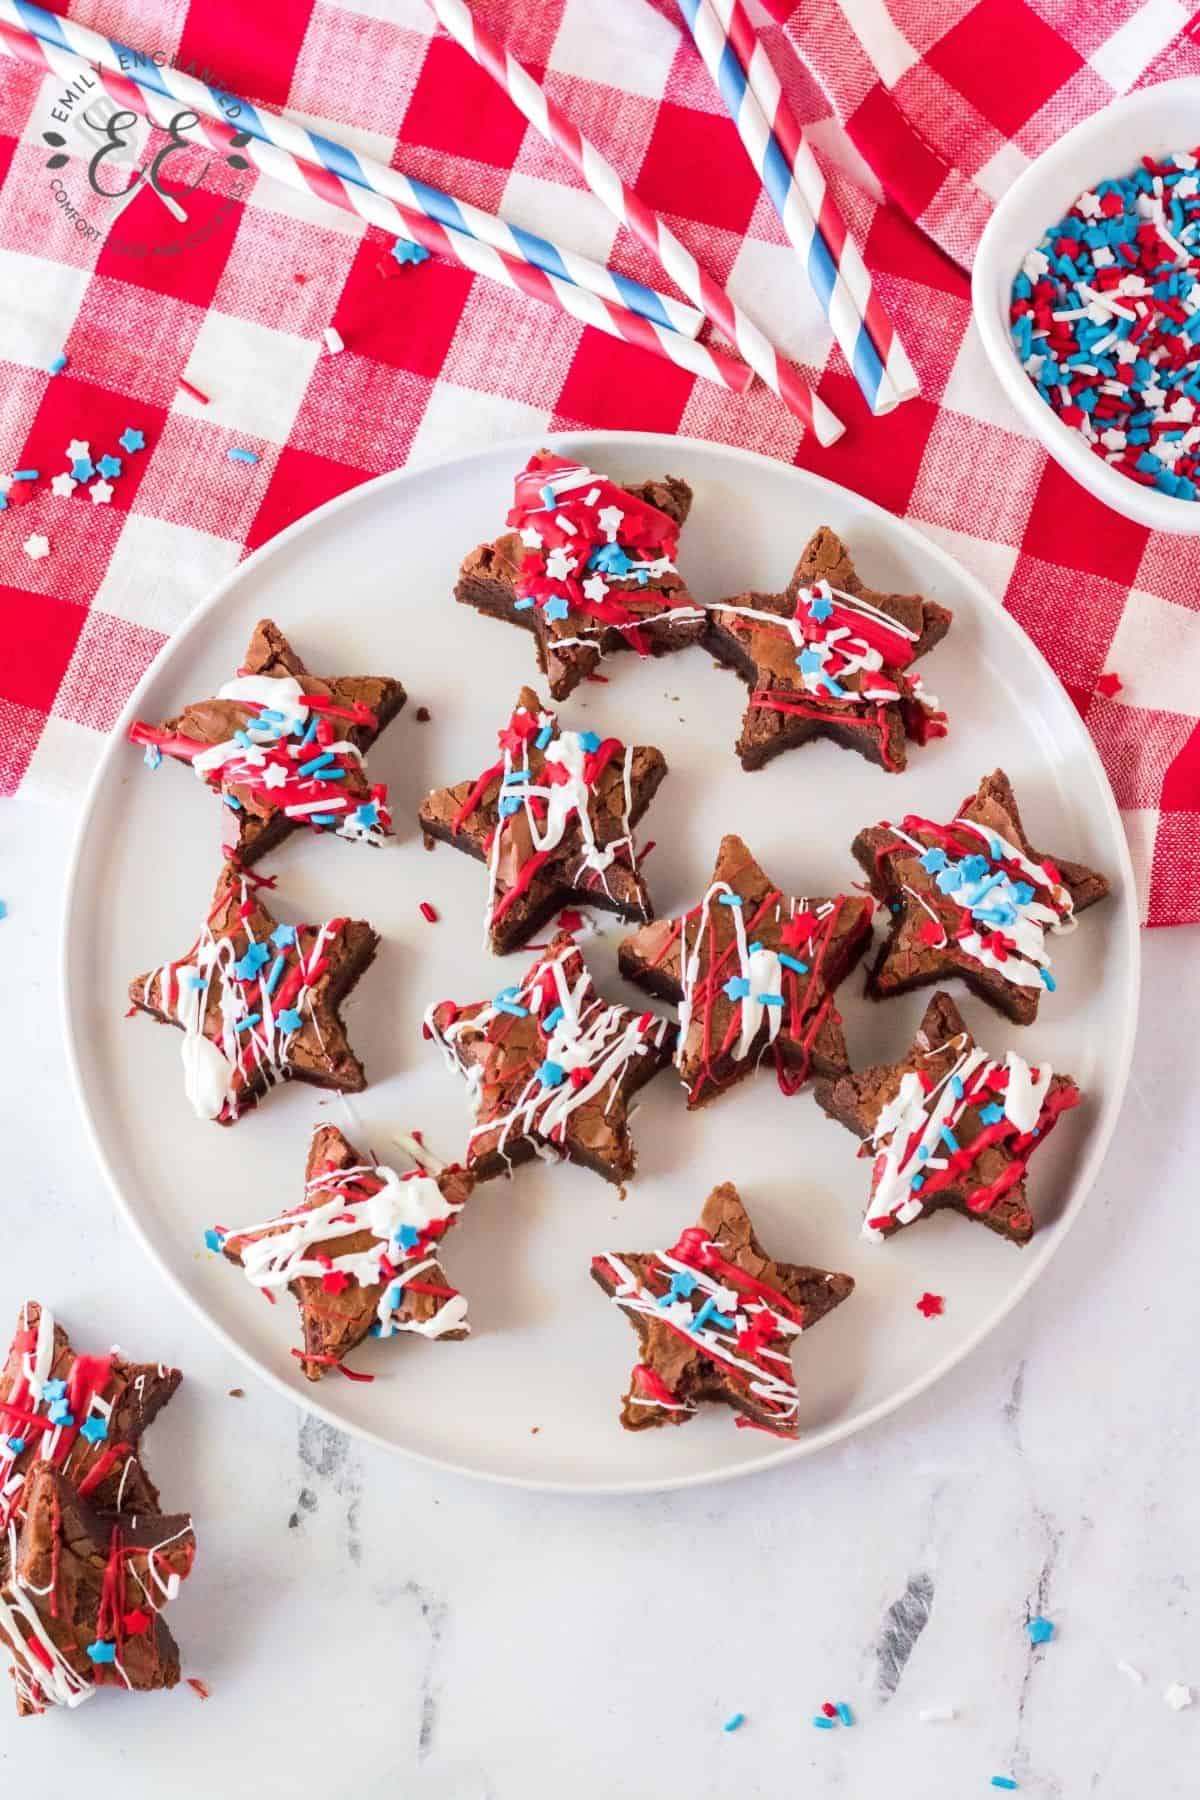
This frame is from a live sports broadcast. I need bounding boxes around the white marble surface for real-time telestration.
[2,790,1198,1799]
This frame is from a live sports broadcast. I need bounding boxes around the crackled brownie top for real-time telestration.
[590,1181,854,1435]
[815,991,1081,1246]
[0,1302,180,1535]
[130,864,377,1124]
[706,527,951,772]
[129,619,404,865]
[618,834,875,1109]
[0,1463,195,1715]
[457,451,704,697]
[424,933,675,1184]
[418,685,667,953]
[854,769,1109,1025]
[216,1122,473,1380]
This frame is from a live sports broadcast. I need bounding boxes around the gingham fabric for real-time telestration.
[1,0,1198,925]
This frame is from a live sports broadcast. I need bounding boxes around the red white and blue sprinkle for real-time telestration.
[1026,1615,1055,1644]
[722,1712,745,1732]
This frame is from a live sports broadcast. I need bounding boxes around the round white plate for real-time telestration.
[63,432,1139,1493]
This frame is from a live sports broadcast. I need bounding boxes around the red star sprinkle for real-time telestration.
[1096,672,1123,698]
[916,1292,945,1318]
[122,1608,152,1636]
[320,1270,352,1295]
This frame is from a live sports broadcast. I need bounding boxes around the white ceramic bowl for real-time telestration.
[973,77,1200,535]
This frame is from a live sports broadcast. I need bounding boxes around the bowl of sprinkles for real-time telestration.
[973,78,1200,533]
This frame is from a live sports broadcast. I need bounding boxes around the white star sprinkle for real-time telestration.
[65,438,90,463]
[519,526,543,549]
[582,574,608,603]
[1164,1683,1193,1711]
[544,545,575,581]
[50,472,77,498]
[597,504,623,542]
[260,763,289,789]
[89,478,114,506]
[22,533,50,561]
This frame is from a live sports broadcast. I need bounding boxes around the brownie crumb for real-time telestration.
[416,705,431,722]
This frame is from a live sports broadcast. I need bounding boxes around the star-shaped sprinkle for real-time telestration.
[391,238,431,265]
[816,991,1081,1247]
[916,1291,944,1317]
[21,534,50,561]
[591,1181,853,1435]
[619,834,874,1110]
[127,620,405,867]
[50,472,76,498]
[78,1414,108,1445]
[1026,1616,1055,1644]
[96,453,122,479]
[118,427,145,453]
[65,438,89,463]
[89,478,114,505]
[418,685,667,955]
[456,450,704,699]
[706,526,952,772]
[130,863,379,1125]
[426,933,675,1186]
[2,1464,194,1716]
[70,457,94,482]
[0,1302,181,1537]
[852,769,1110,1026]
[1163,1683,1194,1710]
[220,1121,474,1379]
[1095,671,1122,698]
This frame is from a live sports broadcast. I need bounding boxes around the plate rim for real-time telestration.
[60,429,1142,1495]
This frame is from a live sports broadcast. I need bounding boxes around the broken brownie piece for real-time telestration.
[418,684,667,954]
[853,768,1110,1025]
[130,862,378,1123]
[591,1181,853,1435]
[705,526,951,772]
[424,933,675,1185]
[455,449,705,699]
[0,1463,194,1716]
[129,618,405,864]
[618,834,875,1109]
[216,1121,473,1380]
[815,990,1081,1246]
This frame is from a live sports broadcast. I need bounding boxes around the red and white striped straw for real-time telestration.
[0,16,751,398]
[708,0,918,407]
[425,0,844,445]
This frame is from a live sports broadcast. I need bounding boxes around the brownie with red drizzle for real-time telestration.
[128,619,405,866]
[418,684,667,953]
[130,863,378,1125]
[618,834,874,1110]
[591,1181,853,1435]
[815,991,1081,1246]
[0,1303,179,1536]
[217,1121,474,1381]
[455,450,705,699]
[1,1463,195,1717]
[705,526,951,772]
[853,769,1109,1026]
[425,933,676,1185]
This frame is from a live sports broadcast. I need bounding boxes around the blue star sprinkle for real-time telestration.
[79,1415,109,1445]
[391,238,431,266]
[807,591,834,622]
[204,1229,224,1253]
[276,1008,303,1033]
[1026,1616,1055,1645]
[919,847,948,875]
[118,427,146,453]
[96,453,122,479]
[544,595,570,622]
[979,1102,1005,1125]
[70,457,94,482]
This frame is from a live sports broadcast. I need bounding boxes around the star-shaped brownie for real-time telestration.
[815,991,1081,1246]
[0,1303,181,1535]
[129,619,405,865]
[216,1122,474,1380]
[130,863,378,1124]
[617,834,875,1109]
[590,1181,853,1435]
[418,684,667,954]
[455,449,706,699]
[0,1463,195,1716]
[853,768,1110,1026]
[705,526,951,772]
[424,933,676,1185]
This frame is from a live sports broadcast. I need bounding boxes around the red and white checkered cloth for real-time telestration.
[2,0,1198,925]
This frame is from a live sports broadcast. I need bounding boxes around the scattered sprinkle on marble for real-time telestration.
[1096,671,1123,697]
[0,901,7,921]
[916,1291,945,1317]
[1164,1682,1194,1710]
[836,1701,854,1726]
[1026,1615,1055,1644]
[723,1712,745,1732]
[419,901,439,923]
[811,1715,835,1730]
[22,532,50,561]
[186,1677,211,1700]
[991,1780,1018,1792]
[919,1704,957,1722]
[1116,1660,1144,1685]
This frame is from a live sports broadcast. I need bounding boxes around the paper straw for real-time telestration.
[0,14,756,394]
[0,0,703,342]
[425,0,844,444]
[703,0,918,408]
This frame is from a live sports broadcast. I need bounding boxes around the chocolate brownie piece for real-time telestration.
[705,526,951,772]
[815,990,1081,1246]
[0,1463,194,1716]
[590,1181,854,1435]
[218,1122,474,1380]
[418,684,667,954]
[455,449,705,699]
[129,619,405,865]
[424,932,675,1185]
[618,833,875,1109]
[0,1302,180,1533]
[853,768,1110,1025]
[130,863,378,1124]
